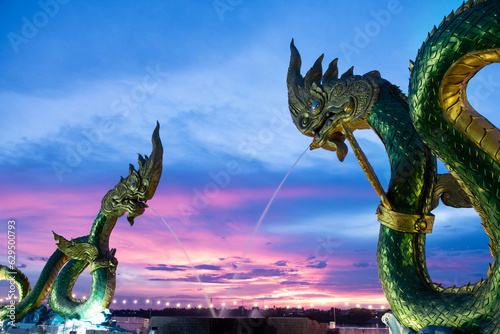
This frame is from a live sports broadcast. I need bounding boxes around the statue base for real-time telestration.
[148,316,328,334]
[382,312,454,334]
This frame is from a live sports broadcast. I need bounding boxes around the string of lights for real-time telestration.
[0,295,387,310]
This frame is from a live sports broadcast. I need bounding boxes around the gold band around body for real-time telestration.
[376,203,434,234]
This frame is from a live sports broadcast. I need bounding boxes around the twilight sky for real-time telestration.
[1,0,499,311]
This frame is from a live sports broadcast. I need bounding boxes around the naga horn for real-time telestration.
[304,54,324,89]
[141,121,163,201]
[287,39,306,117]
[322,58,339,83]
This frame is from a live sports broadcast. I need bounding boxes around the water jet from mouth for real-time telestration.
[228,146,309,292]
[149,206,216,318]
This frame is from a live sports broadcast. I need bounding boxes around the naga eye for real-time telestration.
[311,100,322,112]
[301,113,311,127]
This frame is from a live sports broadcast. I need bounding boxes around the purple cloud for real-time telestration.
[194,265,222,270]
[353,262,370,268]
[307,261,327,269]
[274,260,288,267]
[145,264,189,271]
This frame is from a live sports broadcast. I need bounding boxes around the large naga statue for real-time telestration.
[288,1,500,333]
[0,123,162,321]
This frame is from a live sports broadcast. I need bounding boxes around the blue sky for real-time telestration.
[1,0,499,310]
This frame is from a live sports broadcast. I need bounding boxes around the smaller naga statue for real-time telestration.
[287,1,500,333]
[0,122,163,321]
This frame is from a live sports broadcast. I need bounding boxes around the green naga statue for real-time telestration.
[0,123,163,321]
[288,1,500,333]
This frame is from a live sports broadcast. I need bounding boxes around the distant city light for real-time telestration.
[286,305,290,309]
[210,304,214,308]
[187,304,191,309]
[368,305,372,309]
[233,301,237,305]
[264,305,268,309]
[146,299,150,304]
[222,302,226,307]
[356,304,360,308]
[310,304,314,308]
[381,305,385,309]
[123,300,127,304]
[253,303,257,307]
[134,300,137,304]
[82,296,86,300]
[198,305,202,309]
[298,305,301,308]
[176,303,180,308]
[72,294,76,298]
[166,302,169,306]
[157,300,161,305]
[113,300,117,304]
[345,302,349,306]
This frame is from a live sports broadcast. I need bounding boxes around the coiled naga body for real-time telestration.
[288,1,500,333]
[0,123,163,321]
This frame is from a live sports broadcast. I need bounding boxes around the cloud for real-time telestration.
[145,264,226,273]
[145,264,189,271]
[150,274,224,283]
[27,257,49,262]
[194,265,222,271]
[250,269,282,277]
[307,261,327,269]
[279,281,313,286]
[353,262,370,268]
[273,260,288,267]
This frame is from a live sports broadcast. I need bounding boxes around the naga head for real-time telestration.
[287,40,381,161]
[101,122,163,225]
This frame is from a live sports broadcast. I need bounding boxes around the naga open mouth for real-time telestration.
[309,98,354,161]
